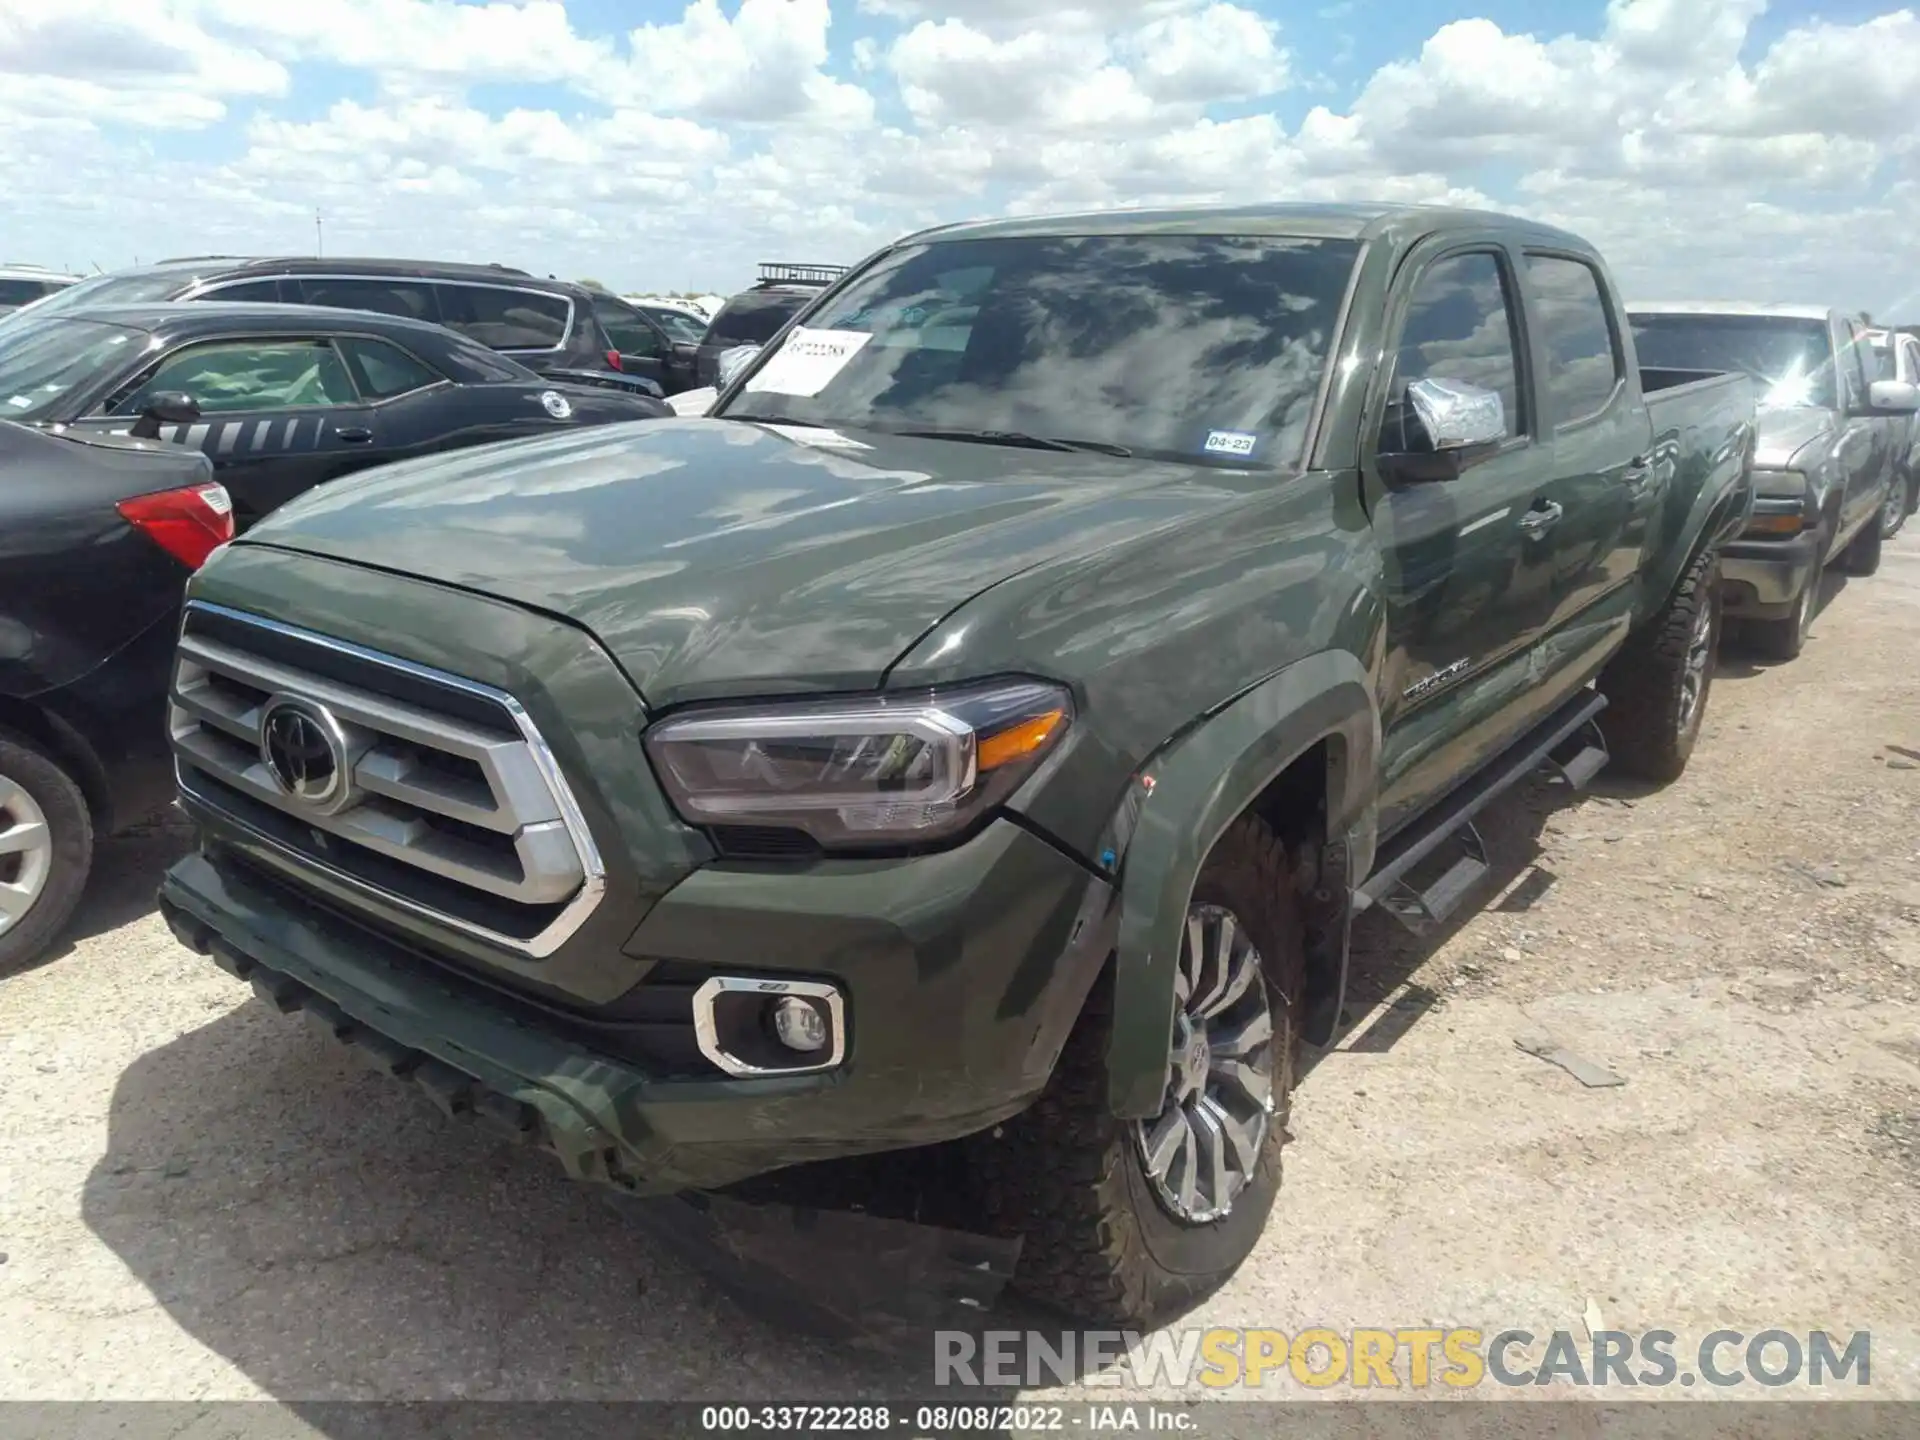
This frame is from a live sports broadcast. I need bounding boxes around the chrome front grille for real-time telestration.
[168,602,604,956]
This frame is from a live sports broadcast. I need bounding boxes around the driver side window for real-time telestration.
[1382,252,1525,452]
[114,339,358,415]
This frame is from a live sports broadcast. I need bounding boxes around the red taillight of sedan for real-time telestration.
[116,482,234,570]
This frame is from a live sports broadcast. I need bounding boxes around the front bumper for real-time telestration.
[1719,529,1821,620]
[158,816,1114,1195]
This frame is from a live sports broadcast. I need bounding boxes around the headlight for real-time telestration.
[644,679,1072,848]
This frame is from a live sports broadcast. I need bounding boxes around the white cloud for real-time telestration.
[184,0,607,87]
[7,0,1920,313]
[613,0,872,126]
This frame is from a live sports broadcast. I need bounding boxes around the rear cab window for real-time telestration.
[1523,253,1623,426]
[435,284,572,352]
[707,291,812,348]
[1630,314,1839,410]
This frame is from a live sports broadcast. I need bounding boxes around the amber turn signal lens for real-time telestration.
[1743,513,1805,536]
[978,710,1067,771]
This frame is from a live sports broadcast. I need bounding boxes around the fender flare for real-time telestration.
[1642,426,1756,612]
[1103,650,1380,1118]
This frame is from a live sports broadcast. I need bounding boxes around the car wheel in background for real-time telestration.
[0,732,94,975]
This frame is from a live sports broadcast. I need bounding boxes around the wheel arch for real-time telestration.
[1101,650,1379,1119]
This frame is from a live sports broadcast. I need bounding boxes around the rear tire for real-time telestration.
[976,815,1304,1328]
[1842,509,1884,576]
[0,733,94,976]
[1597,546,1720,784]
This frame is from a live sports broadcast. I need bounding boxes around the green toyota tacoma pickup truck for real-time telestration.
[157,203,1755,1327]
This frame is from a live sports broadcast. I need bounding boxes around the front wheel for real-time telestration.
[975,815,1304,1328]
[1880,474,1912,541]
[1597,546,1721,783]
[0,733,95,975]
[1842,508,1884,576]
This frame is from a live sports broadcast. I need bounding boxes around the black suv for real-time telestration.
[694,262,848,386]
[4,258,703,398]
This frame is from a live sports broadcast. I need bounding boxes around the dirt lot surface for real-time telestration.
[3,535,1917,1419]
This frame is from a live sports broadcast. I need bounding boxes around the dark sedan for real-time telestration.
[0,302,671,529]
[1,421,233,972]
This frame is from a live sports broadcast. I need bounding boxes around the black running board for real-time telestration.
[1355,689,1609,934]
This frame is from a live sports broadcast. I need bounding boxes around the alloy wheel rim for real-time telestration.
[1133,902,1276,1225]
[1884,483,1907,538]
[1795,576,1817,641]
[0,776,53,939]
[1677,594,1715,734]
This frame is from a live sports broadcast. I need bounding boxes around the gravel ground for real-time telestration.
[2,533,1917,1417]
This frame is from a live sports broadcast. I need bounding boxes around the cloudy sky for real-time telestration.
[5,0,1919,313]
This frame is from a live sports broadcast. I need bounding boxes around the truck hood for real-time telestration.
[1752,405,1839,472]
[237,417,1245,707]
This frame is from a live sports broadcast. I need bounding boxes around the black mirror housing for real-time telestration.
[128,391,201,439]
[1378,439,1502,484]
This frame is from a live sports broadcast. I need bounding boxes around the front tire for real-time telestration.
[976,815,1304,1328]
[1842,508,1884,576]
[1597,546,1721,783]
[0,733,94,975]
[1879,474,1911,541]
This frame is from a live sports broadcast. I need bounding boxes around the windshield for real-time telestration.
[717,233,1360,467]
[646,308,709,344]
[1630,314,1838,410]
[0,269,190,329]
[0,316,148,421]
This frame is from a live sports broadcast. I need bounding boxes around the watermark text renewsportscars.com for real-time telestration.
[934,1328,1872,1391]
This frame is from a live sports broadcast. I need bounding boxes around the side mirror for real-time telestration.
[1379,377,1507,483]
[1865,379,1920,415]
[716,344,762,390]
[128,390,201,439]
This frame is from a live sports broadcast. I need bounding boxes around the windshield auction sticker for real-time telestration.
[745,327,871,397]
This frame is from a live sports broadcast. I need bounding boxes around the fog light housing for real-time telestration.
[691,975,846,1076]
[771,995,829,1052]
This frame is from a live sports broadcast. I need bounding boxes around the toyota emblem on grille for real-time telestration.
[259,696,348,808]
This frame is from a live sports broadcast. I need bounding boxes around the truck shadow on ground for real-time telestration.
[78,988,1051,1413]
[76,769,1603,1415]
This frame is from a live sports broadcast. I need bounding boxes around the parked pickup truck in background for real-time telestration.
[1628,303,1917,659]
[156,203,1756,1328]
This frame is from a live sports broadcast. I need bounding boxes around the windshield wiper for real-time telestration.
[886,426,1133,458]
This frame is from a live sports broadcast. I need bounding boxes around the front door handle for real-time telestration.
[335,427,373,443]
[1519,500,1564,539]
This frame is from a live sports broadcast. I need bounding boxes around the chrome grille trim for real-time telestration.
[169,601,606,957]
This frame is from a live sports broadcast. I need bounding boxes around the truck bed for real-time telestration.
[1643,366,1754,457]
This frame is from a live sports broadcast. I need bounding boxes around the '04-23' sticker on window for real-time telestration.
[745,328,872,398]
[1204,429,1258,458]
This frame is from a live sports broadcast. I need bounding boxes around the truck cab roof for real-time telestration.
[901,201,1596,254]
